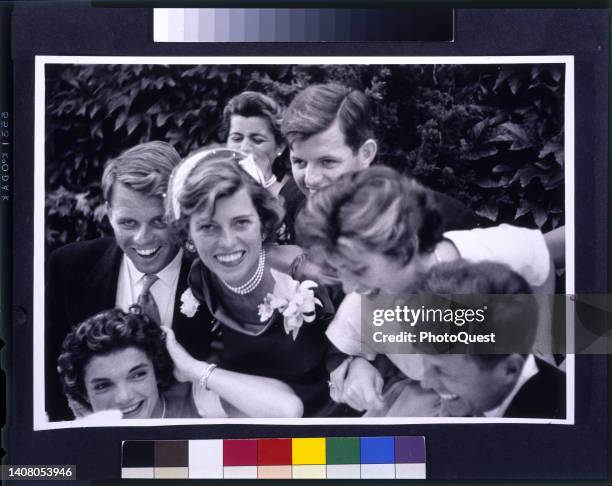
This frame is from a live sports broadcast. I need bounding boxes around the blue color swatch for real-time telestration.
[360,437,395,464]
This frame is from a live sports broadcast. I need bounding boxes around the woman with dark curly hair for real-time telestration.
[58,307,191,419]
[57,307,304,419]
[166,147,340,417]
[223,91,305,244]
[296,166,555,414]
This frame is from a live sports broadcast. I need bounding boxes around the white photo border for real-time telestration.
[33,55,575,430]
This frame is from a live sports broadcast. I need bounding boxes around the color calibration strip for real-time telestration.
[122,436,425,479]
[153,8,453,42]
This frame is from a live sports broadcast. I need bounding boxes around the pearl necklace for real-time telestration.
[221,249,266,295]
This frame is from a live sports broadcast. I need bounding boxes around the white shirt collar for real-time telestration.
[125,249,183,287]
[484,354,538,418]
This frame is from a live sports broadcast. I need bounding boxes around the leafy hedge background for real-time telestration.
[45,63,564,252]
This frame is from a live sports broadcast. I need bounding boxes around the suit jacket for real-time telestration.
[45,237,215,421]
[504,357,567,419]
[431,189,485,231]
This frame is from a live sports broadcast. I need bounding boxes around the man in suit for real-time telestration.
[416,261,566,419]
[420,353,566,418]
[45,141,215,421]
[281,82,482,231]
[280,83,482,414]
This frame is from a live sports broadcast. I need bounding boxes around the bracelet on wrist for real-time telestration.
[197,363,217,390]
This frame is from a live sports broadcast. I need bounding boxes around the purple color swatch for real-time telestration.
[395,436,426,464]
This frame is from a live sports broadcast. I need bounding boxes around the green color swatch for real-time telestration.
[326,437,360,465]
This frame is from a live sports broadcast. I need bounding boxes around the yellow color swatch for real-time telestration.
[292,438,326,465]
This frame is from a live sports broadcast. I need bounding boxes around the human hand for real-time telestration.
[328,357,352,402]
[249,150,274,180]
[163,327,207,383]
[339,357,385,412]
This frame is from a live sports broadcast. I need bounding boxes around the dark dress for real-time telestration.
[188,258,337,417]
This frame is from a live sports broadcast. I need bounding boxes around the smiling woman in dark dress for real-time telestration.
[166,147,337,417]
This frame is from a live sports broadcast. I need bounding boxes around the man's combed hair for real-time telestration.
[101,141,181,202]
[414,260,534,295]
[411,260,538,366]
[281,83,374,153]
[57,307,174,411]
[296,166,443,268]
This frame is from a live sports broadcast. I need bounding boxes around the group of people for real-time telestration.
[45,82,566,422]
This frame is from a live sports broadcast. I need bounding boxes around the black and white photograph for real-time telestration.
[33,56,573,429]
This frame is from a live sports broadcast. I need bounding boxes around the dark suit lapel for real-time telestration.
[172,255,193,328]
[504,358,566,419]
[79,240,123,317]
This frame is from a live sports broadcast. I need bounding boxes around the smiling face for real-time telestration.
[189,188,263,287]
[83,347,160,419]
[420,354,520,417]
[227,115,282,166]
[108,183,181,274]
[289,120,376,195]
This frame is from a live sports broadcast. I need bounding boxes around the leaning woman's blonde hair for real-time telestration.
[296,166,443,268]
[166,147,285,245]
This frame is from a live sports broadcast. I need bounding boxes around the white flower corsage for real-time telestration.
[180,288,200,318]
[257,268,323,340]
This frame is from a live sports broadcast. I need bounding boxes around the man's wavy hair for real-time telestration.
[101,141,181,203]
[411,260,537,367]
[296,165,443,269]
[281,83,374,153]
[57,307,174,411]
[167,149,285,248]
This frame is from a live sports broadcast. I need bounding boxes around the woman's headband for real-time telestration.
[169,147,267,220]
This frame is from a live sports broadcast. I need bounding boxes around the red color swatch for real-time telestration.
[223,439,258,466]
[258,439,292,465]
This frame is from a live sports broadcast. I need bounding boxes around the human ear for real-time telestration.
[500,354,525,382]
[358,139,378,168]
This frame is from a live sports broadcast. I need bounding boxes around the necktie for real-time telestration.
[137,274,162,325]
